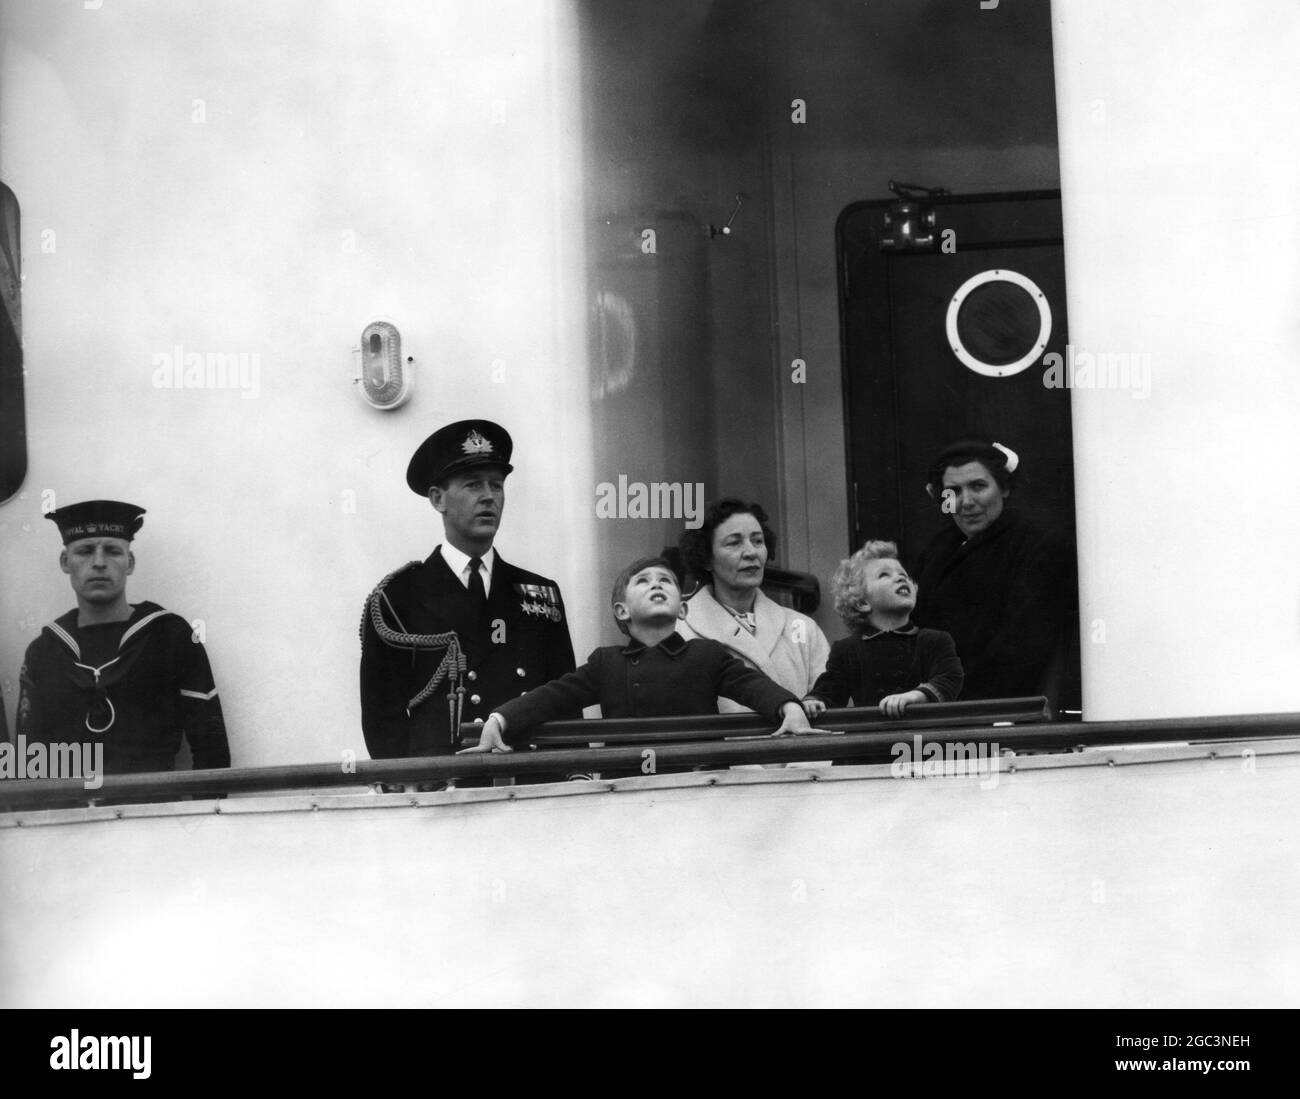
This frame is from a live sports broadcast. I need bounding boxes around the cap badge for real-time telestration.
[462,429,493,455]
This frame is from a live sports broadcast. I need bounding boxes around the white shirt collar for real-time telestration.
[440,543,496,595]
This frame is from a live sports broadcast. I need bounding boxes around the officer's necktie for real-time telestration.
[467,556,487,615]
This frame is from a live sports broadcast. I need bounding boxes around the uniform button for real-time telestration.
[467,670,478,682]
[470,694,481,705]
[515,667,525,677]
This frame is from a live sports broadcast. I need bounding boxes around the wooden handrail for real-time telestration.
[2,709,1297,811]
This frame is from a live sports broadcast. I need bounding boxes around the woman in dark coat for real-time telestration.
[913,440,1078,703]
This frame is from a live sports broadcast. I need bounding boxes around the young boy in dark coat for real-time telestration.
[461,555,813,752]
[803,541,963,718]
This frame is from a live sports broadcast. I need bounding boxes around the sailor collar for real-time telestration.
[45,602,171,662]
[622,632,688,659]
[43,602,176,733]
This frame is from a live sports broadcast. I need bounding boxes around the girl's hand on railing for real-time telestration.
[879,690,928,718]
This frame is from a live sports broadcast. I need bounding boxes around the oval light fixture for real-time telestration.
[355,319,413,410]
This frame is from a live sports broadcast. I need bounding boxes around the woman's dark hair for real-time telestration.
[678,497,777,584]
[925,439,1020,498]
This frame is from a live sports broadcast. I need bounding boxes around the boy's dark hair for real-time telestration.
[610,555,678,635]
[678,498,777,585]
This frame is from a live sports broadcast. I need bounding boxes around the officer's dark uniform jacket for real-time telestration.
[16,601,231,773]
[359,547,577,758]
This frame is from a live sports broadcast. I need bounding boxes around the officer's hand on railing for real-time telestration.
[879,690,928,718]
[456,713,513,754]
[801,697,826,719]
[770,701,818,737]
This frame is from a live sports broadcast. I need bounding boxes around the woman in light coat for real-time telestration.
[676,498,829,710]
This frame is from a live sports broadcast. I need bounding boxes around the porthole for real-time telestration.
[945,268,1051,378]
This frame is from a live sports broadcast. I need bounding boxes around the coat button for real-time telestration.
[467,670,478,682]
[470,694,481,705]
[515,667,525,677]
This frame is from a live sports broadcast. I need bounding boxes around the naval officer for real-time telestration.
[359,420,577,758]
[16,500,231,774]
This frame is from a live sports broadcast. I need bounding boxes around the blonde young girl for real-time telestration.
[803,541,962,717]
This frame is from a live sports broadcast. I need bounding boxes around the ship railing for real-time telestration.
[511,696,1051,747]
[3,700,1300,811]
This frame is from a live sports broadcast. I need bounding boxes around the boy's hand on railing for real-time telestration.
[879,690,928,718]
[457,713,513,754]
[770,701,817,737]
[801,697,826,719]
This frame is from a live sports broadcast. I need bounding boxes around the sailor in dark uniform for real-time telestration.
[358,420,577,759]
[16,500,231,774]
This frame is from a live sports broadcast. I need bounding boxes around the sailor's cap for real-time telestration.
[46,500,146,544]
